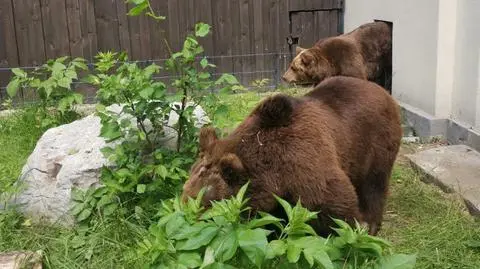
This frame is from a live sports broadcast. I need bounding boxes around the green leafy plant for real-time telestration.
[137,183,417,269]
[6,57,88,129]
[74,4,241,225]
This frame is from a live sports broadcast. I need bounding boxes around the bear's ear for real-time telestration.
[301,52,314,66]
[255,94,295,128]
[199,127,217,152]
[219,153,245,183]
[296,46,305,55]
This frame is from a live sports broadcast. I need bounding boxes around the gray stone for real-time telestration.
[0,251,42,269]
[12,114,108,225]
[406,144,480,216]
[11,103,209,225]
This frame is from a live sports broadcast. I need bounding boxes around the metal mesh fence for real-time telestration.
[0,52,292,109]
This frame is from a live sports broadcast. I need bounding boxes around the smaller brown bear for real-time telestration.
[182,76,402,236]
[282,21,392,88]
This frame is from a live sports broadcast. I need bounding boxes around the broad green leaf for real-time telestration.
[102,203,118,216]
[166,213,186,238]
[72,61,88,70]
[286,241,302,263]
[203,263,238,269]
[136,184,146,194]
[235,182,249,202]
[378,254,417,269]
[195,23,211,37]
[266,240,286,259]
[52,62,66,73]
[312,249,333,269]
[11,68,27,78]
[246,214,282,229]
[178,226,219,250]
[100,121,122,141]
[71,188,85,202]
[72,93,84,104]
[198,72,211,80]
[178,252,202,268]
[200,58,209,69]
[216,74,239,85]
[237,228,268,267]
[155,165,168,179]
[65,69,78,80]
[172,222,210,241]
[96,195,114,208]
[201,246,215,268]
[6,78,20,97]
[77,208,92,222]
[210,229,238,262]
[139,87,154,99]
[274,195,292,221]
[70,203,85,216]
[127,2,149,16]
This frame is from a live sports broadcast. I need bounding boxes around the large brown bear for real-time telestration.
[282,21,392,90]
[182,76,402,236]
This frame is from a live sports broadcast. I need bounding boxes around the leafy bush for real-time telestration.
[72,9,240,223]
[6,57,88,129]
[137,183,417,269]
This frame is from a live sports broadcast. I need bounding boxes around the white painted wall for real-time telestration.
[344,0,480,130]
[451,0,480,130]
[344,0,440,116]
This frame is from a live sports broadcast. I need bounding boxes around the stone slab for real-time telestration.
[0,251,42,269]
[405,144,480,216]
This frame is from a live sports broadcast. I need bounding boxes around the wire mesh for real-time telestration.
[0,52,292,109]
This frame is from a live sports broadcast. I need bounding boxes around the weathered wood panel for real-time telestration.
[41,0,71,59]
[12,0,46,66]
[0,0,344,99]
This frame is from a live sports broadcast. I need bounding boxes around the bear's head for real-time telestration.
[282,46,333,86]
[182,94,297,206]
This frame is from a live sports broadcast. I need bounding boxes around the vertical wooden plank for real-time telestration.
[194,0,214,57]
[230,0,242,77]
[41,0,71,59]
[65,0,84,58]
[94,0,120,53]
[329,10,340,35]
[167,0,180,52]
[79,0,97,62]
[12,0,46,66]
[0,0,19,89]
[212,0,233,75]
[277,0,289,74]
[126,3,151,61]
[239,0,253,86]
[148,0,169,60]
[253,0,264,76]
[116,1,132,56]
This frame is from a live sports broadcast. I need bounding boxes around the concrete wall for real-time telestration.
[451,0,480,131]
[344,0,440,116]
[345,0,480,132]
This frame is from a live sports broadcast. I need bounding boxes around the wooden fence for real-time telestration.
[0,0,344,101]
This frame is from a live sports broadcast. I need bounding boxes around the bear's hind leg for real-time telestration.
[358,169,391,235]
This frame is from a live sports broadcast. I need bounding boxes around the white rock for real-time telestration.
[11,103,209,225]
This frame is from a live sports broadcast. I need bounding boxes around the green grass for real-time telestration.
[0,110,44,195]
[1,92,480,268]
[380,165,480,268]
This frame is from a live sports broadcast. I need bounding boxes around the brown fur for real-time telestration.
[282,21,392,88]
[182,76,402,236]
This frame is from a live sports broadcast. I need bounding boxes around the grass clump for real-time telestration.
[381,165,480,268]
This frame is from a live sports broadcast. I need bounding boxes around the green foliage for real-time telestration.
[75,4,241,225]
[137,183,417,269]
[5,57,87,129]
